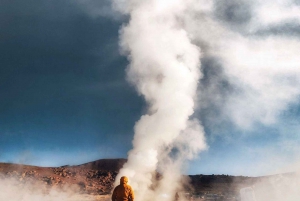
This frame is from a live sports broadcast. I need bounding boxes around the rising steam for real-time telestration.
[184,0,300,130]
[112,0,300,199]
[1,0,300,200]
[113,0,207,200]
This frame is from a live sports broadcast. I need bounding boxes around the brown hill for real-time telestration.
[0,159,127,195]
[74,158,127,172]
[0,159,297,200]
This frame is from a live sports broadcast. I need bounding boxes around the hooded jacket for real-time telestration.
[112,176,134,201]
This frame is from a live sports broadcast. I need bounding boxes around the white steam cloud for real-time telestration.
[113,0,207,200]
[2,0,300,200]
[254,0,300,26]
[0,176,95,201]
[182,0,300,129]
[240,173,300,201]
[112,0,300,199]
[218,36,300,128]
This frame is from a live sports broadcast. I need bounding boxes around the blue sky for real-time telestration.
[1,0,300,176]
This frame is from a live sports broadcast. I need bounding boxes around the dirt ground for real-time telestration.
[71,194,110,201]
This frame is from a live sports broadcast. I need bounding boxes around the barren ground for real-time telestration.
[0,159,296,201]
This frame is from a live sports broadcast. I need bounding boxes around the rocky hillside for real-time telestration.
[0,159,126,195]
[0,159,296,200]
[74,159,127,172]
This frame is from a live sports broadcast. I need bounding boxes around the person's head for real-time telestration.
[120,176,128,185]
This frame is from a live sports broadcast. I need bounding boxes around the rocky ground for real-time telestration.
[0,159,297,201]
[0,159,125,195]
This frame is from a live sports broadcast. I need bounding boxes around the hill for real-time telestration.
[0,159,297,200]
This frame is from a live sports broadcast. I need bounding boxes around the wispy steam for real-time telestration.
[182,0,300,130]
[0,176,88,201]
[112,0,300,197]
[239,173,300,201]
[113,0,207,200]
[186,0,300,177]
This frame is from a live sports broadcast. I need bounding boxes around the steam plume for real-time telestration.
[182,0,300,176]
[181,0,300,130]
[113,0,207,200]
[112,0,300,199]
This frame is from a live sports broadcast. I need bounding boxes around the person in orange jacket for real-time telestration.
[112,176,134,201]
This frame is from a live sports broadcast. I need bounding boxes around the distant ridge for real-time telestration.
[73,158,127,172]
[0,158,127,171]
[0,158,297,198]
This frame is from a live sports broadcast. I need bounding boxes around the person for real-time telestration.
[112,176,134,201]
[175,192,179,201]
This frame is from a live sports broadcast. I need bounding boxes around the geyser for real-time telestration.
[113,0,207,201]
